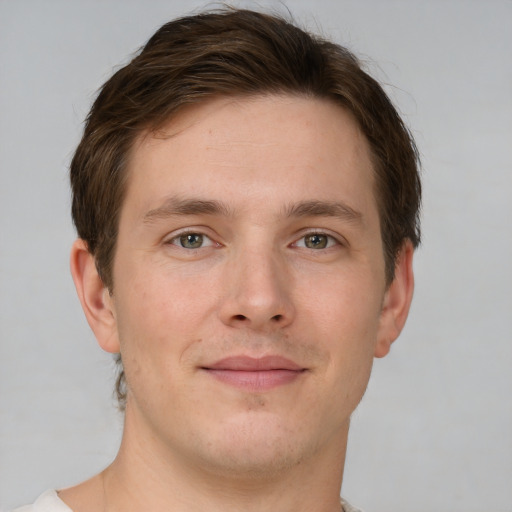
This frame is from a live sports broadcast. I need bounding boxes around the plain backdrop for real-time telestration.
[1,1,511,511]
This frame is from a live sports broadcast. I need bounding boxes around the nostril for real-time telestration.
[272,314,283,322]
[233,314,247,321]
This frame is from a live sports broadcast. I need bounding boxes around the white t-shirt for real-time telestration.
[10,490,71,512]
[11,490,362,512]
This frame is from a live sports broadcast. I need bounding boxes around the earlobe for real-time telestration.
[70,239,120,354]
[375,241,415,358]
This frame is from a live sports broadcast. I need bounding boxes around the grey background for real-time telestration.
[1,1,511,511]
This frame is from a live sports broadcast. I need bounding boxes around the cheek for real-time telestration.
[301,266,383,337]
[112,264,217,388]
[301,270,383,385]
[116,252,218,330]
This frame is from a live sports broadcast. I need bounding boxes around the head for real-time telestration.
[70,9,420,413]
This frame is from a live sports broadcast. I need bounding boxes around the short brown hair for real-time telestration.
[70,8,421,406]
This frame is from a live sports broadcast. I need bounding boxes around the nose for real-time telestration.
[218,245,295,331]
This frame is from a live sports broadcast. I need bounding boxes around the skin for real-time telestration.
[67,95,414,512]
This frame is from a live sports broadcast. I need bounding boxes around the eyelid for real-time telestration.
[164,227,220,248]
[161,227,345,250]
[291,229,347,249]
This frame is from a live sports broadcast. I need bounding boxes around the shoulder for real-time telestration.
[9,490,72,512]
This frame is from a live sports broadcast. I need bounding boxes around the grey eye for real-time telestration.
[304,234,329,249]
[179,233,204,249]
[168,231,216,250]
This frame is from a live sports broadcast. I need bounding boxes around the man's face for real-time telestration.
[105,95,400,475]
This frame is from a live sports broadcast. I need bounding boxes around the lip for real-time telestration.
[201,355,306,392]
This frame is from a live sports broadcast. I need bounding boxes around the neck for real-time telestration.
[102,409,348,512]
[59,404,349,512]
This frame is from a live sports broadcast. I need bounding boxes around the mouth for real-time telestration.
[200,355,307,392]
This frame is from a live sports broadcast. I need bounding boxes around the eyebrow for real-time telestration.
[143,197,232,223]
[142,196,363,225]
[284,200,363,224]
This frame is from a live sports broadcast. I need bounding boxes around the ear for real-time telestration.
[70,239,120,354]
[374,241,415,358]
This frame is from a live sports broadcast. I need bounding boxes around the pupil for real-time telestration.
[180,233,203,248]
[306,234,327,249]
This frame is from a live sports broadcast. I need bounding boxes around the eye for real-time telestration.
[169,232,215,249]
[294,233,338,249]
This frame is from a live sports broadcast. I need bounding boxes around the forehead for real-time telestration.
[124,94,377,220]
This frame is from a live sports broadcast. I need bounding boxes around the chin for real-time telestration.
[193,415,314,479]
[203,443,304,480]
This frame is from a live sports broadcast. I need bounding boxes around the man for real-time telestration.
[14,8,420,512]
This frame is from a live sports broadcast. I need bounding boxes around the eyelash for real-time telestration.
[166,230,217,249]
[292,231,340,250]
[165,229,342,251]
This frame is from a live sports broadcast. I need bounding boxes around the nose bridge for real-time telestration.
[219,238,294,329]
